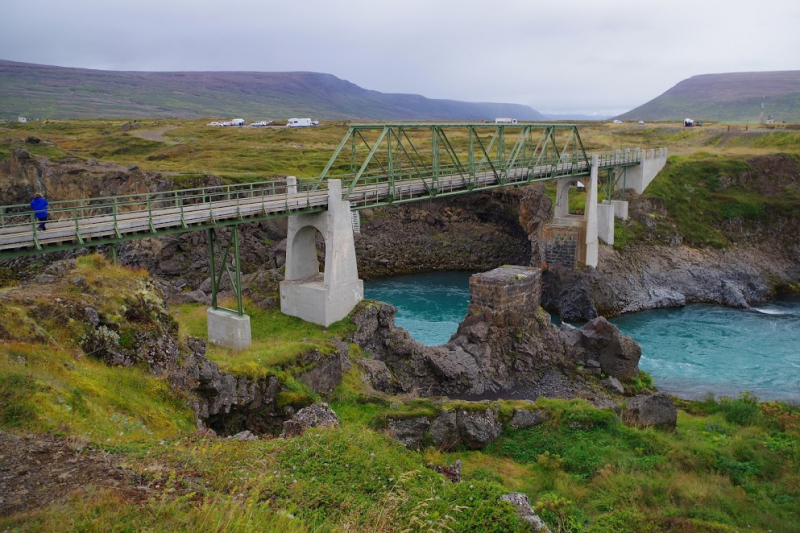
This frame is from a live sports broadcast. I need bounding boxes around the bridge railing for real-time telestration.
[0,177,327,226]
[0,176,329,246]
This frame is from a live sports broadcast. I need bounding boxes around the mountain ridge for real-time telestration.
[0,59,546,121]
[616,70,800,122]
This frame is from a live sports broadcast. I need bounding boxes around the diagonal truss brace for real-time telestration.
[208,226,244,316]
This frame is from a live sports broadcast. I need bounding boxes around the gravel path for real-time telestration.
[133,125,178,143]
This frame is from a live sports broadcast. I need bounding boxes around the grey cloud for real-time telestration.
[1,0,798,114]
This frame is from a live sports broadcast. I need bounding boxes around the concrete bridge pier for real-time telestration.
[548,155,600,267]
[583,154,599,267]
[617,148,669,195]
[280,179,364,326]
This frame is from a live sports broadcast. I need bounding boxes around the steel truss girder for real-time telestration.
[208,226,244,316]
[315,123,592,205]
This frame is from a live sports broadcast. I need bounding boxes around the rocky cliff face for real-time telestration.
[544,214,800,321]
[354,185,551,279]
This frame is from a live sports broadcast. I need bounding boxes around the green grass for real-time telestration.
[617,152,800,248]
[440,397,800,531]
[172,300,354,378]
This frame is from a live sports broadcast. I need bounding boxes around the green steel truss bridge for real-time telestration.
[0,123,650,260]
[0,123,665,334]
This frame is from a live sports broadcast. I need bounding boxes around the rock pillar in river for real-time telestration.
[468,266,542,327]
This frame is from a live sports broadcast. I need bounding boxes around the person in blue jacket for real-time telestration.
[30,192,49,230]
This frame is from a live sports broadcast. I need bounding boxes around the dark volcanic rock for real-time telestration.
[564,317,642,380]
[456,407,502,449]
[509,407,547,429]
[622,393,677,430]
[352,265,641,401]
[385,405,502,451]
[386,416,431,449]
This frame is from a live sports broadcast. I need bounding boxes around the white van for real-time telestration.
[495,118,518,124]
[287,118,314,127]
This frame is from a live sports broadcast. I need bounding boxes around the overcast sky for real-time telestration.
[2,0,798,116]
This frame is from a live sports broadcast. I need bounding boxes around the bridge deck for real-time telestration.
[0,151,647,259]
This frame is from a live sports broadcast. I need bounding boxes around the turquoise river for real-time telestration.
[365,271,800,402]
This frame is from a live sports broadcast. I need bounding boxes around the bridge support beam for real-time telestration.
[206,226,251,350]
[597,200,615,245]
[280,179,364,326]
[583,155,599,267]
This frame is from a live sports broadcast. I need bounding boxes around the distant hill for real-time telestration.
[543,113,610,122]
[0,59,545,121]
[616,71,800,123]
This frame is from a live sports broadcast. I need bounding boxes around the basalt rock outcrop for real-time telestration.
[354,184,551,279]
[352,266,641,400]
[1,257,347,437]
[176,338,349,436]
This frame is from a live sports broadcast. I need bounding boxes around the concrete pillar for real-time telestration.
[610,199,629,220]
[286,175,297,194]
[207,308,251,351]
[583,154,599,267]
[597,200,615,245]
[280,179,364,326]
[555,178,571,218]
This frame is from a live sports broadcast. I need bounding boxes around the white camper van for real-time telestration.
[231,118,246,126]
[287,118,318,127]
[494,118,518,124]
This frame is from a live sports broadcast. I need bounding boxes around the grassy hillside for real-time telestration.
[616,71,800,123]
[0,59,545,122]
[1,258,799,531]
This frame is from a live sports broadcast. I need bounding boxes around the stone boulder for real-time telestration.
[601,376,625,395]
[499,492,551,532]
[359,359,393,391]
[296,344,348,396]
[622,393,677,430]
[283,403,340,438]
[568,317,641,380]
[457,407,502,449]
